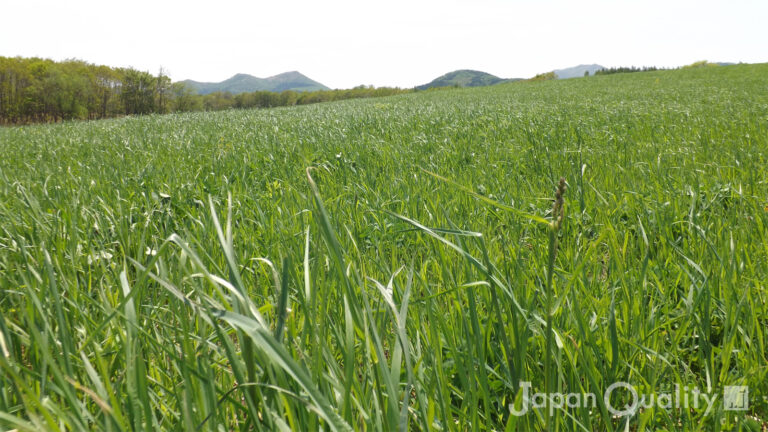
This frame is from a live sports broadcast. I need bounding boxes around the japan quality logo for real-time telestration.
[723,386,749,411]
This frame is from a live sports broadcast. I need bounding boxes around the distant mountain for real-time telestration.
[553,64,605,79]
[416,70,520,90]
[180,71,330,94]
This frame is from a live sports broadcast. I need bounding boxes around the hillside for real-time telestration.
[553,64,605,78]
[415,69,518,90]
[180,71,330,94]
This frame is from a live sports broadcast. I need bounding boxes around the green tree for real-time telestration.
[121,68,156,115]
[170,82,202,112]
[155,67,171,114]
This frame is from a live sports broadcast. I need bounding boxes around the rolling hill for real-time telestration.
[415,70,519,90]
[180,71,330,94]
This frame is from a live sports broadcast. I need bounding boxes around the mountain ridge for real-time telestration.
[181,71,330,94]
[553,64,605,79]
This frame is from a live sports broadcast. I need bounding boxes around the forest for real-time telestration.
[0,57,409,125]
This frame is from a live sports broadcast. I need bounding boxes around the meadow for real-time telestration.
[0,63,766,431]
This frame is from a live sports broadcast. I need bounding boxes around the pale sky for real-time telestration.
[1,0,766,89]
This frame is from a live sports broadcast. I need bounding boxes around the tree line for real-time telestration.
[594,66,664,76]
[594,62,729,77]
[0,57,409,125]
[205,85,410,112]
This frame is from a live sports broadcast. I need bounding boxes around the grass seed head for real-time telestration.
[552,177,566,230]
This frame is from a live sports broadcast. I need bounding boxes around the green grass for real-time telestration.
[0,63,767,431]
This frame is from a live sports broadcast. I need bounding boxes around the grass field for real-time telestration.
[1,63,767,431]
